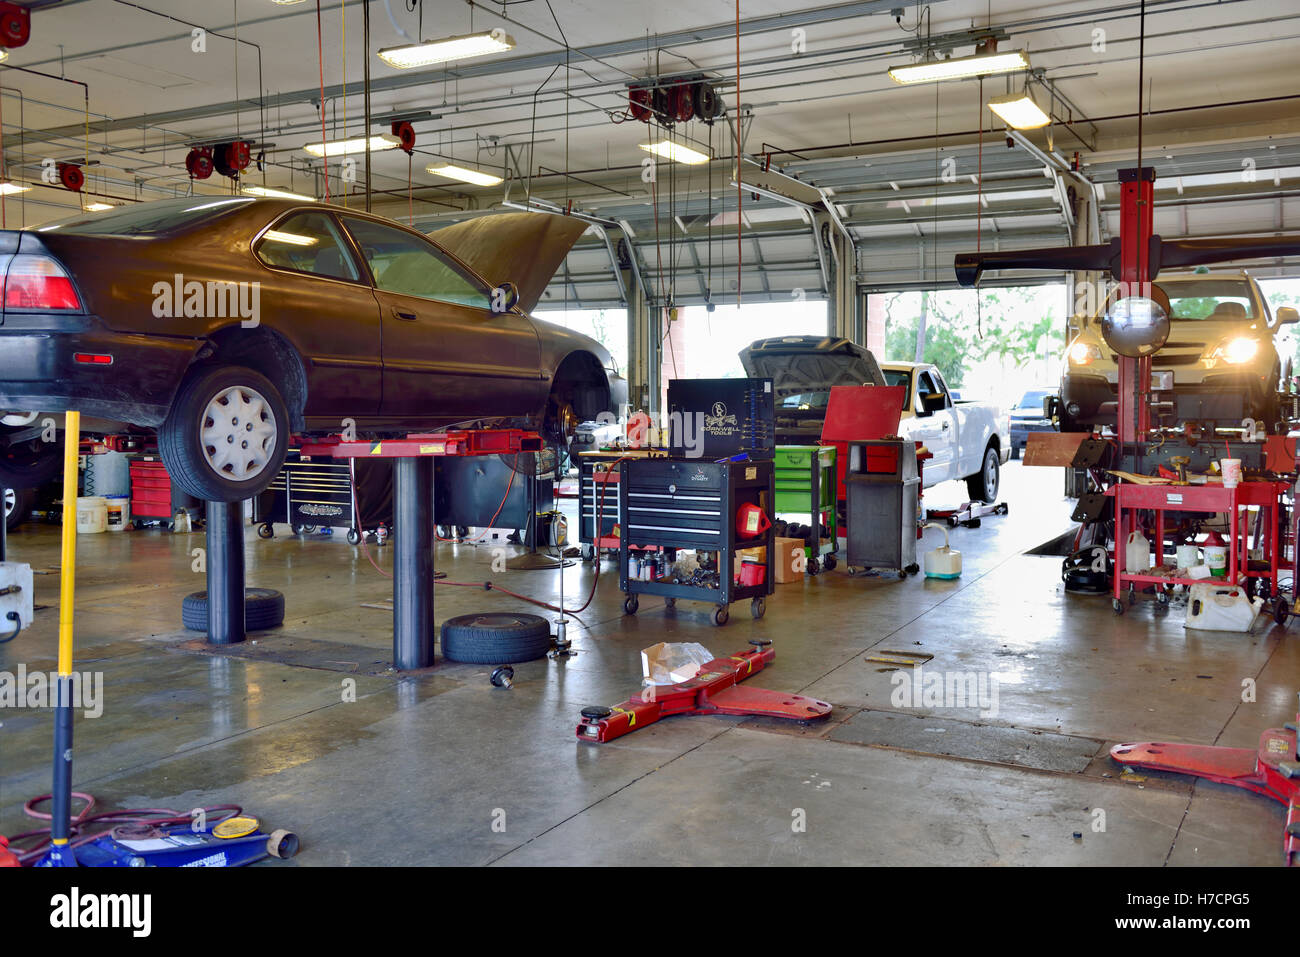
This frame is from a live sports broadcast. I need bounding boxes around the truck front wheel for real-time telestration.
[967,445,1000,504]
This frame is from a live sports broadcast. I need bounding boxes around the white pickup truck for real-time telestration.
[880,362,1011,503]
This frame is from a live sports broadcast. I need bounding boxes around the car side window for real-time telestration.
[254,212,360,281]
[341,217,491,309]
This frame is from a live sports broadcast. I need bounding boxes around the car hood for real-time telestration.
[739,336,885,396]
[427,212,591,314]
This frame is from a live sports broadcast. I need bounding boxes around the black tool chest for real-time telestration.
[619,457,774,626]
[254,453,359,541]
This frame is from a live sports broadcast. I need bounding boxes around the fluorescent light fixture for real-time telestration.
[378,31,516,69]
[987,90,1051,129]
[84,202,114,211]
[243,185,316,202]
[425,163,503,187]
[0,51,8,63]
[0,182,30,195]
[638,141,710,165]
[888,49,1029,84]
[302,135,399,158]
[262,230,318,247]
[269,0,307,5]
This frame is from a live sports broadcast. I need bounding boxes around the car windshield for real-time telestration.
[36,197,257,236]
[779,391,831,410]
[1161,279,1258,320]
[1016,389,1052,410]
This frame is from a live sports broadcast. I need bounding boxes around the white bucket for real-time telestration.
[1125,530,1151,572]
[1175,544,1201,570]
[75,496,108,534]
[1204,543,1228,577]
[1221,458,1242,489]
[105,496,130,532]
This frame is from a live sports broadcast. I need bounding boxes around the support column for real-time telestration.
[392,456,434,670]
[204,500,246,645]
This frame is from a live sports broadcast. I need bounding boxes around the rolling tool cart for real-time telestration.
[577,449,666,561]
[844,438,921,579]
[127,456,201,530]
[774,444,838,573]
[619,458,775,626]
[254,451,361,543]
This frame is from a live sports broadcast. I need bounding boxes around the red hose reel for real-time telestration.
[185,147,215,180]
[0,2,30,49]
[391,121,416,153]
[56,163,84,192]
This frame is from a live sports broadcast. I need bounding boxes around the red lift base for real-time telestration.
[576,641,832,743]
[1110,700,1300,866]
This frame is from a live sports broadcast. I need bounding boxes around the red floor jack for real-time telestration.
[576,639,832,743]
[1110,693,1300,866]
[925,501,1009,528]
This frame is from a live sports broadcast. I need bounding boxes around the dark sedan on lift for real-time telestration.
[0,197,622,502]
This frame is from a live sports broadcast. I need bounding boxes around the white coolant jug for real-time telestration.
[1185,584,1261,632]
[920,523,962,579]
[1125,530,1151,572]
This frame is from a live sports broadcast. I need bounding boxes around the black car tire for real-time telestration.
[966,445,1000,504]
[181,587,286,631]
[159,365,290,504]
[439,612,553,664]
[5,486,33,531]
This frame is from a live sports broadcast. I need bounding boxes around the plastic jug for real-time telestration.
[1125,530,1151,572]
[920,523,962,579]
[1202,531,1228,578]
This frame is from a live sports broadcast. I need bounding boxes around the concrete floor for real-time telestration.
[1,462,1296,866]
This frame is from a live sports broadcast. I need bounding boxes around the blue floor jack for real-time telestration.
[20,415,299,869]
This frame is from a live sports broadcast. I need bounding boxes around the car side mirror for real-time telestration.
[920,392,946,414]
[1276,306,1299,325]
[490,281,521,314]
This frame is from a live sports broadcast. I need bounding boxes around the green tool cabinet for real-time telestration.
[773,445,838,573]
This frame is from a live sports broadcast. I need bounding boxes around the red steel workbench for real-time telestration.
[1107,479,1288,614]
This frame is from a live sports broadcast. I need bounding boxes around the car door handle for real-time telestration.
[942,421,950,430]
[391,307,418,321]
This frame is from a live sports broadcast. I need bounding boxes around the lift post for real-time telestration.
[299,429,544,671]
[204,500,246,646]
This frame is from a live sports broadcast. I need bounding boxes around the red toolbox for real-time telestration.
[128,457,201,528]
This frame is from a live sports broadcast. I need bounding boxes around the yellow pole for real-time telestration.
[57,411,80,676]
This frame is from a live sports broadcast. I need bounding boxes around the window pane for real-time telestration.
[255,212,359,281]
[343,217,489,308]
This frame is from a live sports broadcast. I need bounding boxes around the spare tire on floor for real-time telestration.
[182,587,286,632]
[440,612,553,664]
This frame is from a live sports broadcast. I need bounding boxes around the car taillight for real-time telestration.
[4,255,81,311]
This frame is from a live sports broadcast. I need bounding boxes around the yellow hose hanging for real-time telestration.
[57,412,80,677]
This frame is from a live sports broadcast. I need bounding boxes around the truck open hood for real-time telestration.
[739,337,885,395]
[427,212,591,314]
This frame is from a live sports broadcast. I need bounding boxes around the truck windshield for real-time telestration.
[1162,280,1258,320]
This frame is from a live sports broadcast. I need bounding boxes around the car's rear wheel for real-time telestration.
[5,486,33,531]
[159,365,289,503]
[0,424,62,491]
[966,445,1000,504]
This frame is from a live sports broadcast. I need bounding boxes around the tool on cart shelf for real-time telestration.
[844,438,921,579]
[620,457,775,625]
[575,639,832,743]
[774,444,839,573]
[1110,692,1300,867]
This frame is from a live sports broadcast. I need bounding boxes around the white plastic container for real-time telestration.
[105,495,130,532]
[75,496,108,534]
[1125,530,1151,572]
[1221,458,1242,489]
[1175,544,1201,570]
[920,523,962,579]
[1204,542,1228,578]
[1185,583,1261,632]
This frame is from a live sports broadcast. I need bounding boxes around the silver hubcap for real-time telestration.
[4,488,13,517]
[985,452,997,493]
[199,385,277,482]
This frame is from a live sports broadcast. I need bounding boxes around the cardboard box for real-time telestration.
[772,536,806,584]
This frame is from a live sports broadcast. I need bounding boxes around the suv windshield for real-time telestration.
[1161,279,1258,320]
[37,197,257,236]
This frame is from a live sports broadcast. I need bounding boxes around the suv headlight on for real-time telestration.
[1206,337,1260,367]
[1068,341,1103,366]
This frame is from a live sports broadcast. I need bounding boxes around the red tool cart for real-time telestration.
[1107,479,1289,619]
